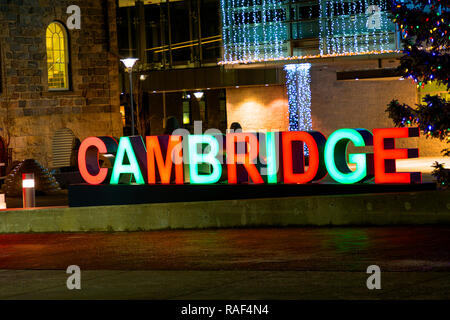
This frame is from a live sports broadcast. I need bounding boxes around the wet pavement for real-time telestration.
[0,227,449,299]
[0,227,449,271]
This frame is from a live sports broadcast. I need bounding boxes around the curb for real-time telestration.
[0,190,449,233]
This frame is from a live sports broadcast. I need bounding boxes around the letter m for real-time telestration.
[147,135,184,184]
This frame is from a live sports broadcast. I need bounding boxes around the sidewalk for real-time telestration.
[5,191,68,209]
[1,270,449,300]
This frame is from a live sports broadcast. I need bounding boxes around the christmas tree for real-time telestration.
[386,0,449,186]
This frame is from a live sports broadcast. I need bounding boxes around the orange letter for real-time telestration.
[146,135,184,184]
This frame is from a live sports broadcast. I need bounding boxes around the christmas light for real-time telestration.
[284,63,312,138]
[220,0,287,62]
[218,49,400,65]
[319,0,395,55]
[219,0,400,64]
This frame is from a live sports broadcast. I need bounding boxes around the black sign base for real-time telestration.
[68,182,436,207]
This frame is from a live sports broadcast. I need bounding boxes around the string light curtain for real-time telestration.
[220,0,288,62]
[284,63,313,133]
[319,0,396,55]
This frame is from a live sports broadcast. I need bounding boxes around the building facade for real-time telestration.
[0,0,123,170]
[219,0,448,156]
[119,0,447,156]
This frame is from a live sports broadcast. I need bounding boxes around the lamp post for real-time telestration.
[120,58,139,136]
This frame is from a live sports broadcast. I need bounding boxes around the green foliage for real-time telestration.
[432,161,450,189]
[387,0,450,184]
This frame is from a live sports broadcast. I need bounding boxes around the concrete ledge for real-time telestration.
[1,191,450,233]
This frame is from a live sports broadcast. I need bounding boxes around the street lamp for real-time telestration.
[193,91,204,99]
[120,58,139,136]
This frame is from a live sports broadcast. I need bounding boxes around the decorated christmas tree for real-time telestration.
[386,0,449,186]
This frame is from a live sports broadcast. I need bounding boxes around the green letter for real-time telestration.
[324,129,372,184]
[188,135,222,184]
[111,137,145,184]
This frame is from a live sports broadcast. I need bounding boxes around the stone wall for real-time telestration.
[0,0,122,168]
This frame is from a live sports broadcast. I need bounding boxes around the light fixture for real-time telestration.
[140,74,147,81]
[22,173,35,208]
[0,194,6,210]
[193,91,204,99]
[120,57,139,136]
[120,58,139,69]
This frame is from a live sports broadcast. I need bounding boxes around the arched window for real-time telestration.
[46,22,69,90]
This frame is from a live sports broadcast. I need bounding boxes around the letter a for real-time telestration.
[66,265,81,290]
[366,265,381,290]
[67,5,81,30]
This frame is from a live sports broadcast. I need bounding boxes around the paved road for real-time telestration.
[0,227,449,299]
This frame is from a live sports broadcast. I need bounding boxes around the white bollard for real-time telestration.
[22,173,36,208]
[0,194,6,209]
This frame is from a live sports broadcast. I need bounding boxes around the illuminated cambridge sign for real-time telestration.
[78,127,422,186]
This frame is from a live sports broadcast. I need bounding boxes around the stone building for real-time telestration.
[0,0,122,171]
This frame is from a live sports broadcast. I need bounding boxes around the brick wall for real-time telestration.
[0,0,122,168]
[310,63,447,157]
[226,85,289,132]
[226,61,447,157]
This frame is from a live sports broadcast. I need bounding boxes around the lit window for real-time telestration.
[46,22,69,90]
[182,92,191,125]
[183,100,190,125]
[120,106,126,126]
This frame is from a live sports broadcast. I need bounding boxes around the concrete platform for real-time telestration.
[0,190,449,233]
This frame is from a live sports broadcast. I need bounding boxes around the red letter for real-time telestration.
[147,135,184,184]
[78,136,118,185]
[373,127,421,184]
[226,133,264,184]
[282,131,327,184]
